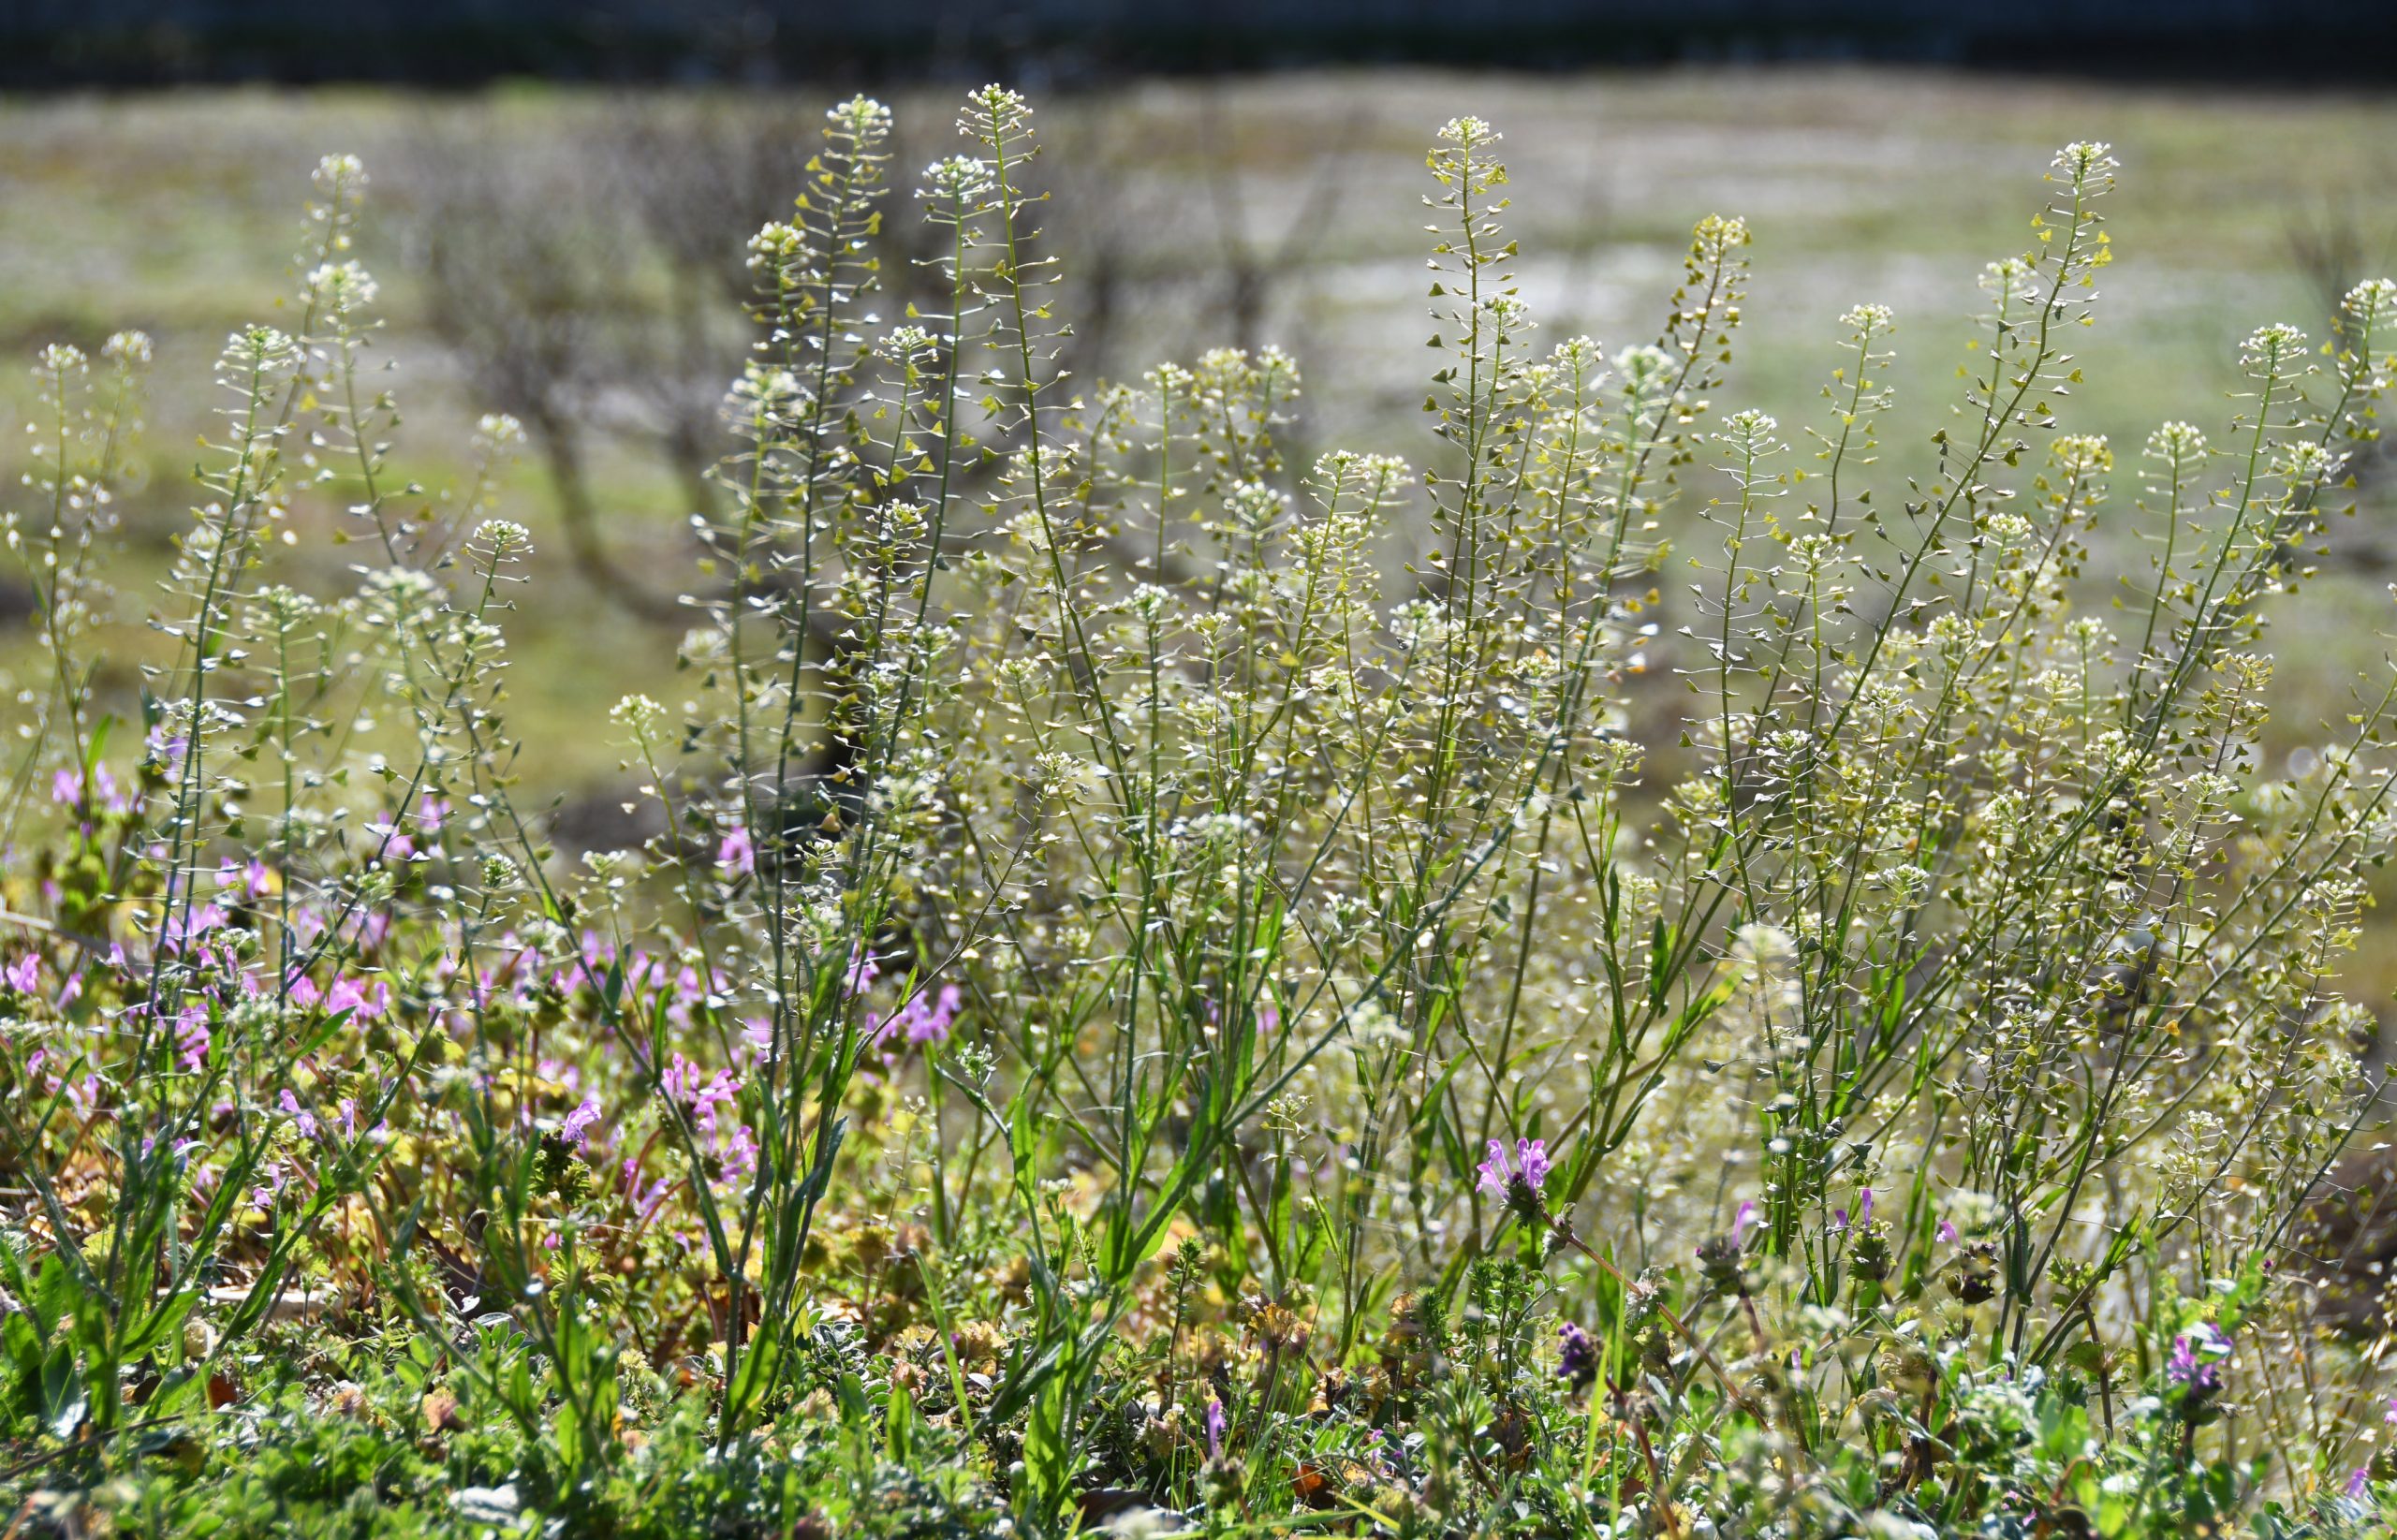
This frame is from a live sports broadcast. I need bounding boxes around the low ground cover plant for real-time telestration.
[4,86,2397,1537]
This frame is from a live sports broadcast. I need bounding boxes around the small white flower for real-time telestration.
[919,154,993,206]
[610,694,667,735]
[2240,322,2308,374]
[2050,140,2119,192]
[220,324,300,378]
[1437,115,1499,149]
[102,330,154,366]
[472,520,533,555]
[2145,420,2207,461]
[304,259,379,316]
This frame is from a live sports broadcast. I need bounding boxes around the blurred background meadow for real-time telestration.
[7,67,2396,909]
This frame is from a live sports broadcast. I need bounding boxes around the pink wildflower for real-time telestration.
[217,859,272,899]
[1477,1136,1551,1200]
[661,1053,741,1135]
[562,1095,603,1147]
[279,1089,318,1139]
[724,1123,759,1181]
[161,903,225,952]
[51,763,126,814]
[894,983,964,1046]
[1476,1138,1510,1197]
[323,976,388,1020]
[175,1006,211,1072]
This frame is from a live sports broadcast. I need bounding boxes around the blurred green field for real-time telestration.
[4,66,2394,799]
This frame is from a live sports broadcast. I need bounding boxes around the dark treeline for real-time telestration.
[8,0,2397,87]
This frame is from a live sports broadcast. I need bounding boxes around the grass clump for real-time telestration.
[3,87,2397,1538]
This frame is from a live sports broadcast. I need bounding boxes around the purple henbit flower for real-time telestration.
[349,909,390,953]
[623,1160,676,1224]
[175,1006,211,1073]
[4,953,40,995]
[217,858,273,900]
[561,1096,603,1147]
[147,726,190,774]
[1516,1137,1551,1192]
[717,825,756,876]
[2349,1467,2373,1501]
[52,763,127,816]
[1556,1321,1597,1390]
[1204,1398,1227,1462]
[904,983,964,1046]
[1477,1137,1553,1222]
[2167,1325,2227,1399]
[661,1053,742,1136]
[323,975,389,1021]
[279,1088,318,1139]
[161,903,226,953]
[1476,1138,1510,1198]
[873,982,963,1052]
[1698,1200,1761,1292]
[723,1123,760,1181]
